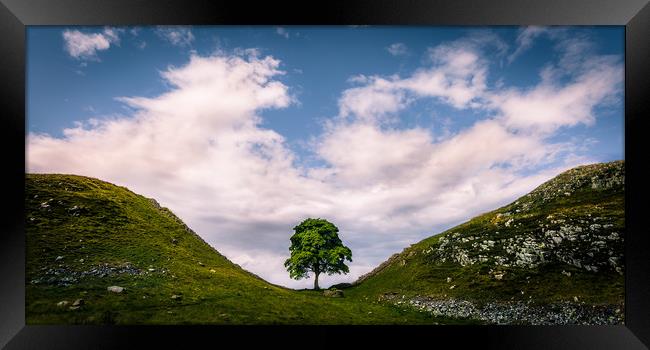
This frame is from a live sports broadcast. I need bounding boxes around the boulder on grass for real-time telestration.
[107,286,124,293]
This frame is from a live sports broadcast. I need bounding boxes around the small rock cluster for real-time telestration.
[323,289,344,298]
[57,298,85,311]
[34,198,89,217]
[30,263,144,286]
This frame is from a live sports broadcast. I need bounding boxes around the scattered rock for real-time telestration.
[377,292,400,301]
[107,286,124,293]
[323,289,344,298]
[72,299,84,307]
[400,296,623,325]
[31,263,144,286]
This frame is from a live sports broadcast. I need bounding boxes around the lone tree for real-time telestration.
[284,218,352,290]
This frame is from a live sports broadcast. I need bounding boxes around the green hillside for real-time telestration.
[351,161,625,324]
[25,174,460,325]
[25,160,625,325]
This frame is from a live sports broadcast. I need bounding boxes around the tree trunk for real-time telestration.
[314,272,320,290]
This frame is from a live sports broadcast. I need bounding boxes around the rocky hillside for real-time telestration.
[352,161,625,325]
[25,174,453,325]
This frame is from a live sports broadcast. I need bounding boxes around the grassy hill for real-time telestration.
[25,174,464,325]
[25,160,625,325]
[350,161,625,324]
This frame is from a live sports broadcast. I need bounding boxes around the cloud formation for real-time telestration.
[29,29,622,288]
[507,26,549,63]
[276,27,290,39]
[156,26,195,47]
[62,27,121,60]
[339,34,498,119]
[386,43,408,56]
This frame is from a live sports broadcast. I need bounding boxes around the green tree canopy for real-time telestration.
[284,218,352,290]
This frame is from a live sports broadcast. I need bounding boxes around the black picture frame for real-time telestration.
[1,0,649,348]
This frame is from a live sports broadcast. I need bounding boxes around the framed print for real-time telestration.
[1,0,649,348]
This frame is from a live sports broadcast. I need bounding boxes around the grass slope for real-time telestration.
[26,174,467,325]
[351,161,625,308]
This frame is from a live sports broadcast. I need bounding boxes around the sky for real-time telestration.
[26,26,624,288]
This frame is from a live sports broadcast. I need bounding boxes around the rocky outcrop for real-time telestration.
[426,161,624,274]
[355,161,625,325]
[396,295,623,325]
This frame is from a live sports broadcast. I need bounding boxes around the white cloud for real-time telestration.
[507,26,600,68]
[399,43,489,108]
[492,55,623,135]
[338,36,492,121]
[338,77,410,123]
[507,26,549,63]
[156,26,194,47]
[28,31,622,289]
[62,27,122,60]
[275,27,289,39]
[386,42,408,56]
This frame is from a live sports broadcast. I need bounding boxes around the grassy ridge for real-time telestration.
[351,161,625,307]
[26,160,624,324]
[26,174,468,324]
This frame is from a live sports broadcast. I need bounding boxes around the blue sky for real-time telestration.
[27,26,624,288]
